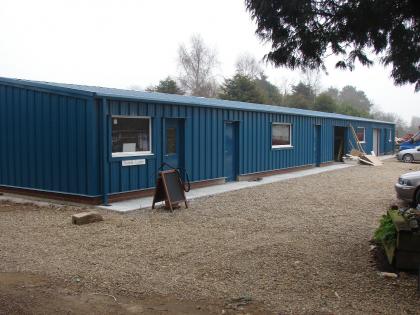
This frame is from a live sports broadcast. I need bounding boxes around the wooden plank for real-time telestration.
[359,157,374,166]
[350,149,363,157]
[385,209,420,270]
[382,241,396,265]
[361,154,383,166]
[388,209,411,232]
[350,125,366,153]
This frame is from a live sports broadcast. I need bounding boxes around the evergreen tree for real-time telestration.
[284,82,315,109]
[245,0,420,90]
[146,77,184,95]
[324,87,340,103]
[255,74,282,105]
[339,86,373,112]
[313,93,337,113]
[337,103,370,118]
[219,74,266,104]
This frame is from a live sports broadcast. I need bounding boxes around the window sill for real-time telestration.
[111,152,155,162]
[112,152,152,158]
[272,145,294,150]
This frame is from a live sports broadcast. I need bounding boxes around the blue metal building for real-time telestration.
[0,77,395,204]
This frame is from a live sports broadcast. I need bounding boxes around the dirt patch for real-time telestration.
[1,159,420,314]
[0,272,270,315]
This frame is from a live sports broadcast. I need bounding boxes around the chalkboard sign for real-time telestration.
[152,170,188,211]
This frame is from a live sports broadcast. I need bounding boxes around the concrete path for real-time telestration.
[100,154,395,213]
[99,164,352,213]
[0,155,394,213]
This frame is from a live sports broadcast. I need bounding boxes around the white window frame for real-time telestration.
[111,115,153,158]
[356,127,366,143]
[271,122,293,149]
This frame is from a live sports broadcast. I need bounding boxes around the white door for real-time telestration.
[373,129,379,155]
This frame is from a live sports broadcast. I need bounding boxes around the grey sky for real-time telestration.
[0,0,418,123]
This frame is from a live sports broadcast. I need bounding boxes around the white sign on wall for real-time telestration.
[122,159,146,167]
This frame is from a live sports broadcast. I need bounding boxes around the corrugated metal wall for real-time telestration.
[104,99,395,195]
[0,81,395,199]
[0,83,100,196]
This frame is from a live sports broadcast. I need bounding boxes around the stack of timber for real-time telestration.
[342,155,359,165]
[342,151,360,165]
[348,125,383,166]
[384,209,420,270]
[359,152,383,166]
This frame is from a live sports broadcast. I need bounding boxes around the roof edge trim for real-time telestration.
[0,77,96,98]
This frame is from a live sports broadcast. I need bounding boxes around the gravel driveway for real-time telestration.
[1,159,420,314]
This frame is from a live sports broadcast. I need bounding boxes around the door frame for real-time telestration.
[333,126,347,162]
[162,118,185,172]
[314,124,321,167]
[223,121,239,181]
[373,128,380,156]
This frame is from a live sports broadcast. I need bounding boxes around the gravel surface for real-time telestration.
[1,159,420,314]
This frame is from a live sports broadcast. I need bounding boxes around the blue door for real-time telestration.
[314,125,321,166]
[224,122,238,181]
[163,119,184,171]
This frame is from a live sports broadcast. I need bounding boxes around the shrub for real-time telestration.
[374,213,397,248]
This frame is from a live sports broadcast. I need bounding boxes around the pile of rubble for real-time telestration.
[343,149,384,166]
[342,125,384,166]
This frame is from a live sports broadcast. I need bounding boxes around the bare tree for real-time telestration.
[278,77,291,99]
[177,34,219,97]
[301,69,322,97]
[235,53,263,79]
[370,107,409,137]
[410,116,420,131]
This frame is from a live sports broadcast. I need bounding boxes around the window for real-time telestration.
[356,127,365,143]
[388,129,392,142]
[272,123,292,148]
[112,116,151,157]
[166,127,177,154]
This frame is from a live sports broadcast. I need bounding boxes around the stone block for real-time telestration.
[71,211,103,225]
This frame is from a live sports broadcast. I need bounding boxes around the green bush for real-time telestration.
[374,214,397,247]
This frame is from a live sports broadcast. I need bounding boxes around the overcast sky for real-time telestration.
[0,0,418,124]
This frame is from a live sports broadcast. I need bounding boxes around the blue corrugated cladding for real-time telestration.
[0,83,100,196]
[104,99,395,195]
[0,79,395,198]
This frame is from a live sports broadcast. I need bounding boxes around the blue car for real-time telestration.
[399,140,420,151]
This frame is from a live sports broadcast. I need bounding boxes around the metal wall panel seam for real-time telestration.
[100,98,110,205]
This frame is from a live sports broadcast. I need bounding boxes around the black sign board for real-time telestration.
[152,170,188,211]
